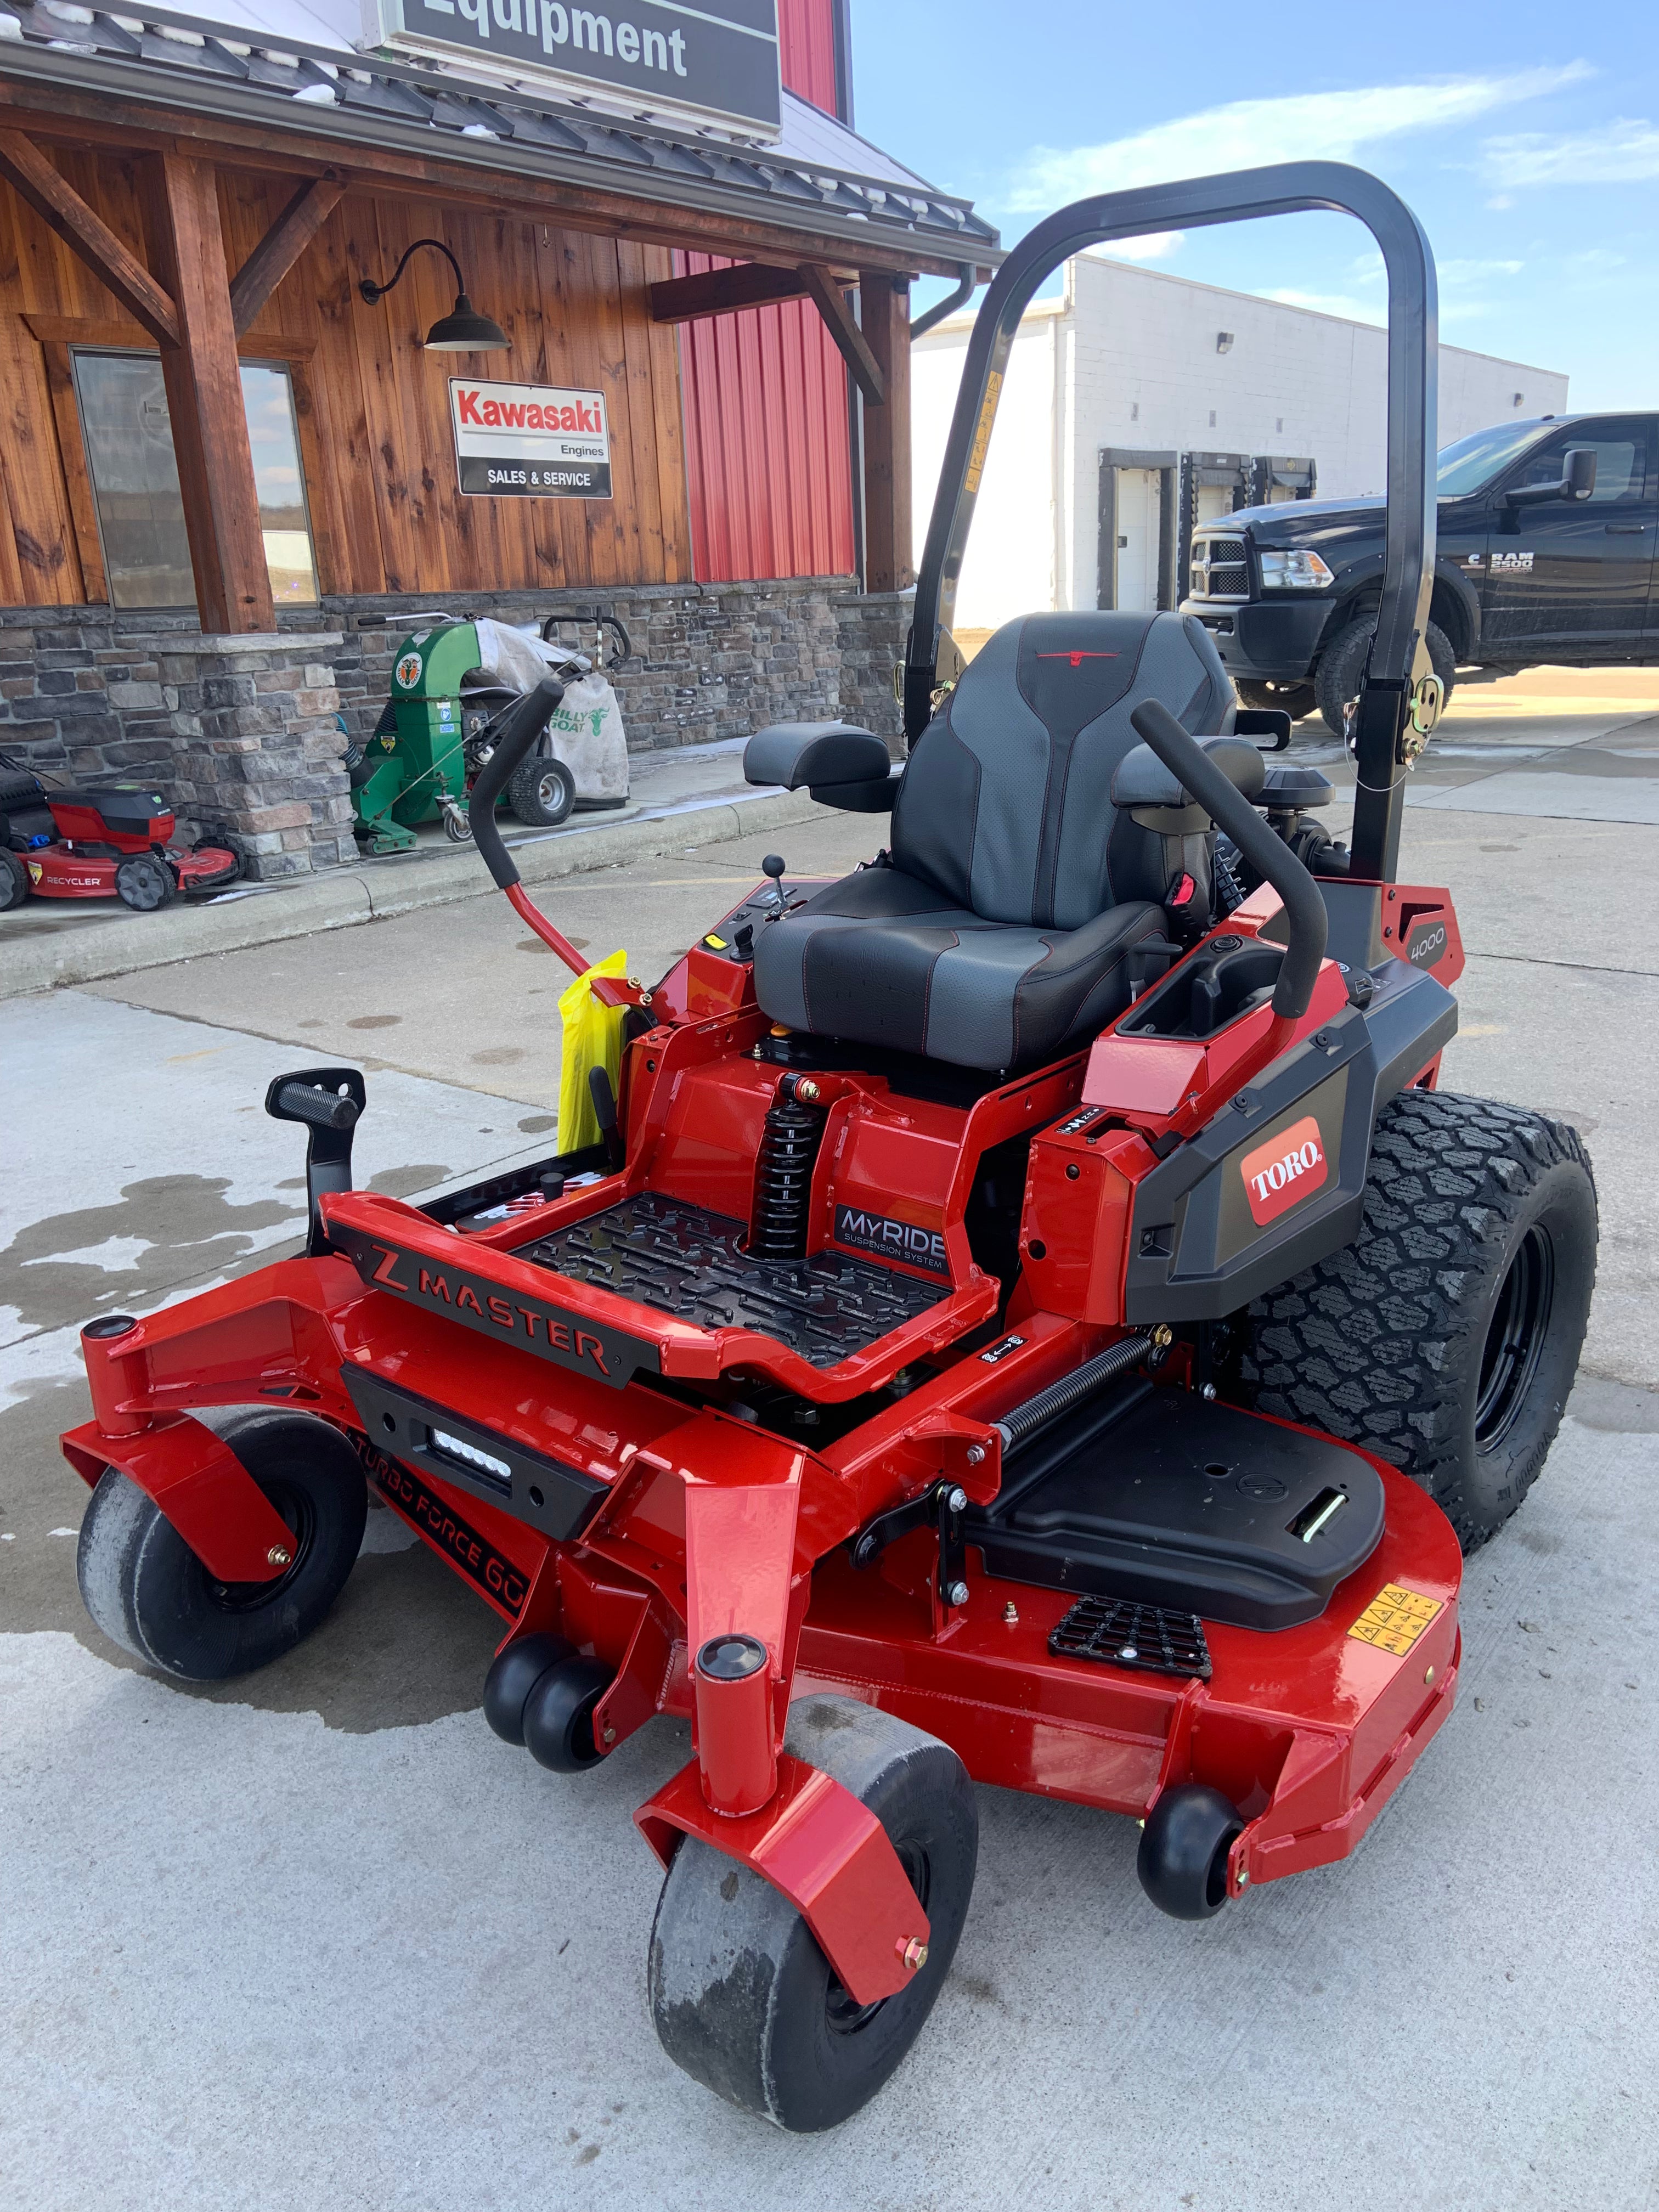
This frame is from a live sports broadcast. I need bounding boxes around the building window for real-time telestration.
[70,350,319,610]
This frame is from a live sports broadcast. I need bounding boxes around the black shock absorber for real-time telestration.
[749,1076,827,1260]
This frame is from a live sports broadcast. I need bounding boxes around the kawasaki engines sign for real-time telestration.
[375,0,782,138]
[450,378,612,498]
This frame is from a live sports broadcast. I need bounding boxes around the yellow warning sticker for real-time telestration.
[964,371,1004,494]
[1347,1583,1443,1658]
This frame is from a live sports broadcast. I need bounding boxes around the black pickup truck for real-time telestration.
[1181,412,1659,733]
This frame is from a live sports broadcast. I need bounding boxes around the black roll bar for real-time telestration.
[906,161,1438,882]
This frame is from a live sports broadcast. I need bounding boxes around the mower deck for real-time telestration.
[794,1453,1462,1891]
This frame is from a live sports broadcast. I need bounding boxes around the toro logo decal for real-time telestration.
[1240,1115,1329,1227]
[394,652,423,690]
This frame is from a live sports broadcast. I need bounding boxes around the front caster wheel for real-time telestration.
[522,1651,611,1770]
[76,1412,366,1680]
[1137,1784,1244,1920]
[483,1632,578,1746]
[648,1695,978,2131]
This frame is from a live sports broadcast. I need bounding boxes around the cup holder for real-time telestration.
[1122,941,1285,1041]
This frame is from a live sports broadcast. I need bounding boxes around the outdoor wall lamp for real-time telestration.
[358,239,510,352]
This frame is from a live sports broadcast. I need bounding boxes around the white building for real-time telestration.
[911,252,1569,637]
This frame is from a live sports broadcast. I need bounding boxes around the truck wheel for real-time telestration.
[1239,1091,1596,1551]
[0,848,29,910]
[1236,679,1316,721]
[509,751,574,828]
[76,1411,367,1680]
[1316,618,1455,738]
[648,1695,978,2131]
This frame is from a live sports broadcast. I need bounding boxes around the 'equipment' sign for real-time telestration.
[375,0,782,139]
[449,377,612,499]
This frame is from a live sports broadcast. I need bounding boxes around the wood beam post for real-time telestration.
[799,264,884,407]
[229,173,343,337]
[857,272,912,594]
[142,152,274,634]
[0,128,177,343]
[648,261,812,324]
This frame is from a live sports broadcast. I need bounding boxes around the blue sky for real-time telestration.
[851,0,1658,411]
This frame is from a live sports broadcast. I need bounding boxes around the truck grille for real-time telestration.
[1190,535,1248,600]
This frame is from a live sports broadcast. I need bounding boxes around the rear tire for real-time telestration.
[0,848,29,910]
[1239,1091,1597,1550]
[1316,618,1455,738]
[648,1695,978,2131]
[76,1411,367,1679]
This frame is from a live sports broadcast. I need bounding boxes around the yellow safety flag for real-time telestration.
[557,948,629,1155]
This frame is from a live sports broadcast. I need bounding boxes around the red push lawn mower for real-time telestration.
[0,757,240,913]
[64,165,1597,2133]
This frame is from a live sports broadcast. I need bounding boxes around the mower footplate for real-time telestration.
[967,1381,1386,1630]
[522,1192,945,1367]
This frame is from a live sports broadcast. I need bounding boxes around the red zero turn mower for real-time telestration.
[65,165,1598,2132]
[0,761,240,913]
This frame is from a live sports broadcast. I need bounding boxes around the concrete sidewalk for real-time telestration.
[0,735,830,1002]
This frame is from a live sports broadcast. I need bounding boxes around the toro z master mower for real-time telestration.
[64,165,1597,2132]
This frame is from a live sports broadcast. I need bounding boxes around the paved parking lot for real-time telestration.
[3,669,1657,2210]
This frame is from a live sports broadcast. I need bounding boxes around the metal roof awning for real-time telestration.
[0,0,1000,274]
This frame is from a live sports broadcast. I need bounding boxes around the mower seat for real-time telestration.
[752,611,1238,1071]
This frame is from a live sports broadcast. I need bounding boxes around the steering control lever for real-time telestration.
[465,676,634,1007]
[266,1066,366,1255]
[1129,701,1328,1022]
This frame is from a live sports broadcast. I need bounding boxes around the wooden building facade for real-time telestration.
[0,0,993,871]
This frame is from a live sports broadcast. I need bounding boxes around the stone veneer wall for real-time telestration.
[0,579,912,877]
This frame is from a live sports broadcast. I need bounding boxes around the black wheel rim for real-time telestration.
[204,1480,315,1612]
[825,1837,929,2037]
[1475,1223,1555,1451]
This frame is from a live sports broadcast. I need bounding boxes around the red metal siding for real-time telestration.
[678,0,857,583]
[778,0,838,111]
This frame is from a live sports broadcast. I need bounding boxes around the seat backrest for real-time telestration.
[890,611,1234,928]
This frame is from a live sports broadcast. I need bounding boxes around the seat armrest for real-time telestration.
[810,761,904,812]
[1111,736,1266,810]
[744,722,892,792]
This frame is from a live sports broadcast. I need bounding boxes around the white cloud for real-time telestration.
[1265,286,1383,324]
[1481,120,1659,187]
[1094,231,1184,261]
[1003,64,1594,212]
[1438,257,1525,281]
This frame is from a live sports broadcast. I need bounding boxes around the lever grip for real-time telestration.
[276,1081,360,1132]
[1129,701,1328,1020]
[467,675,566,891]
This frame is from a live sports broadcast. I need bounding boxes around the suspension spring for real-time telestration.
[749,1084,828,1259]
